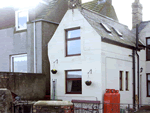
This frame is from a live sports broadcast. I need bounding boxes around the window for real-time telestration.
[147,74,150,97]
[125,71,129,91]
[11,54,27,72]
[65,28,81,56]
[100,23,111,33]
[146,38,150,61]
[15,9,28,31]
[112,27,123,37]
[65,70,82,94]
[119,71,123,91]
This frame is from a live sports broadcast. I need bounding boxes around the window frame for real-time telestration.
[146,37,150,61]
[65,27,81,57]
[125,71,129,91]
[100,23,111,33]
[10,54,27,72]
[65,69,82,94]
[119,71,123,91]
[147,74,150,97]
[15,9,29,31]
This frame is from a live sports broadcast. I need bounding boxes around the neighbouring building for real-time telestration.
[48,0,149,108]
[0,0,68,97]
[132,0,150,104]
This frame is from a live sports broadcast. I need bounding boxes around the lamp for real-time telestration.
[140,67,143,73]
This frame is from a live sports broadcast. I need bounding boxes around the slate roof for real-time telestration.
[82,0,118,21]
[36,0,58,19]
[36,0,68,23]
[80,7,143,47]
[0,0,68,29]
[138,21,150,33]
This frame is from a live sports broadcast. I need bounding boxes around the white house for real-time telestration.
[48,0,148,107]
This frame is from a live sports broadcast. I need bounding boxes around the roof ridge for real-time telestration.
[80,7,128,28]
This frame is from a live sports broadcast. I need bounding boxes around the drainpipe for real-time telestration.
[132,49,136,109]
[34,22,36,73]
[136,24,140,109]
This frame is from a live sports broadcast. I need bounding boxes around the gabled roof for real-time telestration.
[82,0,118,21]
[79,7,141,48]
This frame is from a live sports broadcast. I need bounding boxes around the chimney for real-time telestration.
[132,0,142,29]
[68,0,81,9]
[106,0,112,4]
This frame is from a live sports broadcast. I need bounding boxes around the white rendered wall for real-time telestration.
[48,9,102,101]
[101,42,136,104]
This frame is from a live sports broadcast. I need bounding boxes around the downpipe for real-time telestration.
[34,22,37,73]
[132,49,136,109]
[136,24,140,109]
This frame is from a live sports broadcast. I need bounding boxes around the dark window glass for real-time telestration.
[146,38,150,61]
[147,74,150,97]
[66,70,82,94]
[120,71,123,91]
[126,71,129,91]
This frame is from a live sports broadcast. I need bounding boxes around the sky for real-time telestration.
[82,0,150,29]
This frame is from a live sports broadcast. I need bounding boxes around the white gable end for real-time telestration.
[48,9,102,101]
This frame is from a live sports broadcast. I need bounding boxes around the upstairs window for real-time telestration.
[15,10,28,30]
[66,70,82,94]
[11,54,27,72]
[146,38,150,61]
[65,28,81,56]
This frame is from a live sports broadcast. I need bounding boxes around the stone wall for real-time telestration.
[0,88,13,113]
[0,72,46,100]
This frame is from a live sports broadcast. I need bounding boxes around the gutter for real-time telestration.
[101,37,135,49]
[31,19,59,25]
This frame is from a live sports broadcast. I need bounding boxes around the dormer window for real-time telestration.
[112,27,123,37]
[100,23,111,33]
[15,9,28,31]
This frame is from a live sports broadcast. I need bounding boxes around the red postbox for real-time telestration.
[104,89,112,113]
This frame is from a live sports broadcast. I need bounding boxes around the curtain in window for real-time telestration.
[67,80,72,92]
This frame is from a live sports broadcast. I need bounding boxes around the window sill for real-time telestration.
[65,54,81,57]
[14,27,27,34]
[66,92,82,94]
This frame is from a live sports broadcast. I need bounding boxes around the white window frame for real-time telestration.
[10,54,27,72]
[15,9,29,31]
